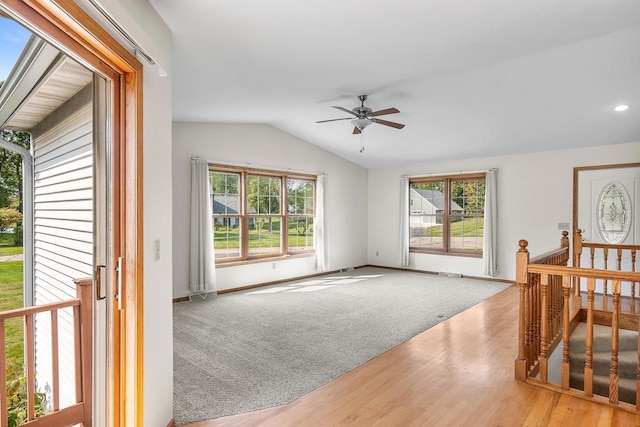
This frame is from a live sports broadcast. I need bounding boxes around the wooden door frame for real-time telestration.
[572,162,640,265]
[1,0,144,425]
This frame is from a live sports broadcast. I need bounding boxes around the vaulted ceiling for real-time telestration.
[149,0,640,168]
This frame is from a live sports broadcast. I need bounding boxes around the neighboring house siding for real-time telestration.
[33,102,93,409]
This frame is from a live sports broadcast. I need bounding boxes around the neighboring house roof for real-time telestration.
[213,198,239,214]
[0,34,92,131]
[411,188,463,212]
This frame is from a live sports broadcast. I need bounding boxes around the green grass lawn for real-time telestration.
[0,233,23,256]
[214,226,312,250]
[425,217,484,237]
[0,261,24,363]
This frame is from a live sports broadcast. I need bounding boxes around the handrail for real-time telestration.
[1,278,92,427]
[528,265,640,282]
[0,299,79,321]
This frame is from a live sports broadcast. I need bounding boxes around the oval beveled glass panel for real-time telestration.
[596,181,631,244]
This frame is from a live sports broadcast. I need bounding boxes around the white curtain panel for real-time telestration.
[315,174,329,271]
[189,158,216,294]
[483,169,498,276]
[398,177,410,267]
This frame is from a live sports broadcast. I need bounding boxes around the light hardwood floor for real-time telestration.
[184,285,640,426]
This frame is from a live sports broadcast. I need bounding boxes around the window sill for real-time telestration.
[215,252,316,268]
[409,249,483,259]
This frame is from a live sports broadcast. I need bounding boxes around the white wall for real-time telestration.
[172,122,368,296]
[368,141,640,281]
[75,1,174,426]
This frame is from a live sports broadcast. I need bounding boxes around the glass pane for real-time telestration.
[451,178,485,215]
[449,216,483,253]
[287,179,315,215]
[288,217,314,252]
[213,217,241,259]
[248,175,281,214]
[410,181,445,215]
[409,215,444,250]
[210,172,240,214]
[248,216,282,256]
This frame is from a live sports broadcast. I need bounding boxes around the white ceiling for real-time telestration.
[149,0,640,168]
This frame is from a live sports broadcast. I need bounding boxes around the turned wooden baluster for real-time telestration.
[515,240,530,381]
[525,278,532,364]
[632,250,637,311]
[539,273,549,383]
[561,274,571,390]
[554,273,562,339]
[548,275,554,339]
[584,277,595,396]
[532,273,540,363]
[616,248,631,314]
[550,274,558,340]
[617,248,622,271]
[637,297,640,410]
[603,248,609,310]
[609,279,621,404]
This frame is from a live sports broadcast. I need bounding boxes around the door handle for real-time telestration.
[115,257,123,311]
[96,265,106,300]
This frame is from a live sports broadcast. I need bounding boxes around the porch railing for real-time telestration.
[1,278,92,427]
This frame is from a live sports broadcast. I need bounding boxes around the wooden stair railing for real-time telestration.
[1,278,92,427]
[515,231,570,382]
[574,229,639,312]
[516,235,640,412]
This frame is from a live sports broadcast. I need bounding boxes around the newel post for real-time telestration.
[515,240,530,381]
[75,277,93,427]
[561,230,569,252]
[573,229,583,299]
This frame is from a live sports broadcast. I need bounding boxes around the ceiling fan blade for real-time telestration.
[353,127,361,135]
[372,107,399,116]
[316,117,353,123]
[371,118,405,129]
[332,106,357,116]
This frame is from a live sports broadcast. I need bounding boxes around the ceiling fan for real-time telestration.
[316,95,405,135]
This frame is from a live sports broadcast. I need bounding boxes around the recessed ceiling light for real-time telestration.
[613,104,630,112]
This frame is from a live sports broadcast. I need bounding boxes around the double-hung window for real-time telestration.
[210,165,316,263]
[409,174,485,256]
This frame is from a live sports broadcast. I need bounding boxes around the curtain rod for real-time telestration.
[401,168,496,179]
[190,157,326,176]
[88,0,157,65]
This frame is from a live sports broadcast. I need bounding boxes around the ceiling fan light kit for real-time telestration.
[351,118,372,131]
[317,95,405,153]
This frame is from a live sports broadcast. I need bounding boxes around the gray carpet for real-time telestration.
[173,267,510,425]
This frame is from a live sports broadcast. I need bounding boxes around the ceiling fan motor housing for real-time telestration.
[354,106,373,118]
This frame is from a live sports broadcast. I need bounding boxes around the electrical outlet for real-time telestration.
[557,222,570,230]
[376,251,379,256]
[153,240,160,260]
